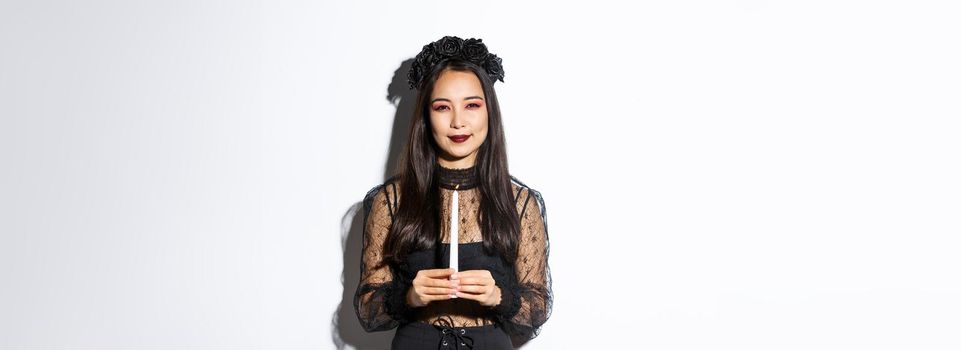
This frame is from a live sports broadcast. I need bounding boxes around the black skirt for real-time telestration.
[391,318,512,350]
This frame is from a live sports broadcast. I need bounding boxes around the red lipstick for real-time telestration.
[449,134,470,143]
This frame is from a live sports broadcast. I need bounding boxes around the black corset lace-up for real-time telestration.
[433,315,475,349]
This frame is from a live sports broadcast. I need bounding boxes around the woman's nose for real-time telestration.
[450,110,465,128]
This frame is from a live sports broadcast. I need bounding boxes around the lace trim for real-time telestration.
[435,165,479,190]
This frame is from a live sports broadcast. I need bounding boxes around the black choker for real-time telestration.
[435,165,479,190]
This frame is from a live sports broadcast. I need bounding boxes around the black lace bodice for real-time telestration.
[354,165,552,341]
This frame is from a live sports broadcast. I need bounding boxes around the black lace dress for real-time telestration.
[354,165,552,347]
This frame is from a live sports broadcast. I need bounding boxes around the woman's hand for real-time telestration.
[407,268,458,308]
[450,270,501,307]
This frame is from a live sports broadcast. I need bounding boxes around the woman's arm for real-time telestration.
[491,186,553,341]
[353,182,413,332]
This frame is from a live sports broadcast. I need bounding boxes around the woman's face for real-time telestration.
[429,69,489,168]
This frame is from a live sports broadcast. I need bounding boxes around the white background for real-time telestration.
[1,1,959,349]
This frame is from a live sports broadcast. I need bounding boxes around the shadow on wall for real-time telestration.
[330,59,416,350]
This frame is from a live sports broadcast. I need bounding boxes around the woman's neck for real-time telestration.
[436,151,478,169]
[435,163,479,190]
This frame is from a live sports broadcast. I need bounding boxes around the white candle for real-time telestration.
[449,185,459,275]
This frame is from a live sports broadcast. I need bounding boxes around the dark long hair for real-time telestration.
[383,59,520,266]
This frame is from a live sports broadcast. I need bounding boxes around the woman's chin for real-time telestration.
[443,147,473,156]
[440,151,477,162]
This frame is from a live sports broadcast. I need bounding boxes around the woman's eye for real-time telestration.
[434,105,449,111]
[467,103,481,109]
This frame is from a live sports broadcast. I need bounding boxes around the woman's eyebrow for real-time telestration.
[431,96,485,103]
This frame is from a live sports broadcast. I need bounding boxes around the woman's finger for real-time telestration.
[455,270,492,279]
[456,277,492,286]
[455,285,487,294]
[420,287,456,295]
[454,290,490,301]
[421,278,456,288]
[419,268,455,279]
[454,291,481,301]
[424,293,455,301]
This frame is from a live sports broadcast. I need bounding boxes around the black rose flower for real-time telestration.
[462,38,489,62]
[484,54,505,83]
[407,63,425,89]
[434,36,464,57]
[416,43,438,64]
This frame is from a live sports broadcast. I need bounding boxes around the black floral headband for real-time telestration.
[407,35,505,90]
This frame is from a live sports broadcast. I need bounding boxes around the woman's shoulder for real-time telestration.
[365,175,401,194]
[362,175,402,213]
[509,175,541,196]
[509,175,545,209]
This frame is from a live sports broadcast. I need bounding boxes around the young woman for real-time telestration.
[354,36,552,350]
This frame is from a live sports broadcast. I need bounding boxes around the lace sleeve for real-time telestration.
[353,182,414,332]
[491,186,553,341]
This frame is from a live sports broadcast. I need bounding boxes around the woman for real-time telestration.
[354,36,552,350]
